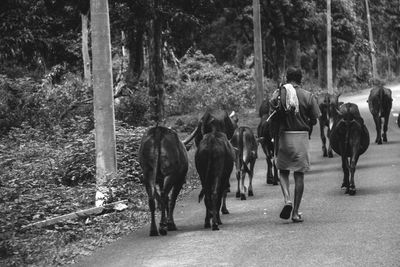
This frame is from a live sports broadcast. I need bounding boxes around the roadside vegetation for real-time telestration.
[1,0,399,266]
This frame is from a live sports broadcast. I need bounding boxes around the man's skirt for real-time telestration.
[276,131,310,172]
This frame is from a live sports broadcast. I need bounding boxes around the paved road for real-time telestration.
[73,85,400,267]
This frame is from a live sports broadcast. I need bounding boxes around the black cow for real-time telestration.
[230,126,258,200]
[195,126,235,231]
[183,109,237,150]
[317,93,342,157]
[257,99,278,185]
[330,103,369,195]
[367,86,393,144]
[139,126,188,236]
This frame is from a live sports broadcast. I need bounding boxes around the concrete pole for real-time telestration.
[90,0,117,207]
[327,0,333,94]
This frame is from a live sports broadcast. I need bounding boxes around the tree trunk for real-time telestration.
[81,12,91,86]
[317,47,327,88]
[90,0,117,207]
[327,0,333,94]
[365,0,377,79]
[274,33,285,85]
[126,27,145,87]
[149,0,164,123]
[286,38,300,68]
[253,0,264,110]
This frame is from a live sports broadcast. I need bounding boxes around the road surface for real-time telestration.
[73,85,400,267]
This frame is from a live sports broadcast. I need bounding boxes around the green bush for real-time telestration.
[165,50,255,115]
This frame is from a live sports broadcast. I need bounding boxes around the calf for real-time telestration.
[139,126,188,236]
[330,103,369,195]
[230,126,258,200]
[367,86,393,144]
[257,99,278,185]
[183,109,237,149]
[195,125,234,231]
[317,93,342,157]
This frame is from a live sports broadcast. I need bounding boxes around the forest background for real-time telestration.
[0,0,399,266]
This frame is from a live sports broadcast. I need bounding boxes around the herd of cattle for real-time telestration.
[138,84,395,236]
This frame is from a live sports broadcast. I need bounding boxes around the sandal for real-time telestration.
[279,202,293,220]
[291,214,304,223]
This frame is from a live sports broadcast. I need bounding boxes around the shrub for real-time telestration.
[165,50,255,115]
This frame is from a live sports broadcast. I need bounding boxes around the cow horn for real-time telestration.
[229,111,236,118]
[336,108,342,116]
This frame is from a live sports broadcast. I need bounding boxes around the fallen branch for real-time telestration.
[22,200,128,229]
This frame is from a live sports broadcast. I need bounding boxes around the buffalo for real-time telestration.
[195,127,235,230]
[367,85,393,144]
[330,103,369,195]
[257,99,278,185]
[139,126,188,236]
[317,93,342,157]
[183,109,237,150]
[230,126,258,200]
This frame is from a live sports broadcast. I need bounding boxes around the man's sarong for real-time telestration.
[276,131,310,172]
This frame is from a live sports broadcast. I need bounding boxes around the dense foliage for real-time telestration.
[1,0,400,265]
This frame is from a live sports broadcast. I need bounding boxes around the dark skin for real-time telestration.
[279,170,303,221]
[277,71,317,222]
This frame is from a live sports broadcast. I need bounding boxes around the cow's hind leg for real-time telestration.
[204,192,212,229]
[167,180,184,231]
[341,156,350,194]
[240,169,246,200]
[235,168,241,198]
[248,160,256,197]
[158,178,172,236]
[374,116,382,144]
[321,124,328,157]
[348,155,359,196]
[382,115,389,142]
[145,183,159,236]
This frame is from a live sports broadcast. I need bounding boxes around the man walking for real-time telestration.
[270,67,320,222]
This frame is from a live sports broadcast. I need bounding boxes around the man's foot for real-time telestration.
[279,202,293,220]
[292,213,303,223]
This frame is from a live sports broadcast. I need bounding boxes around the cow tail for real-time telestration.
[379,87,384,117]
[153,126,162,202]
[344,122,350,156]
[199,150,213,203]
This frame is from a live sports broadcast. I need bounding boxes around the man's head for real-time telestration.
[286,67,302,84]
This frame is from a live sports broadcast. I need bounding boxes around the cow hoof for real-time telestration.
[344,188,350,194]
[248,190,254,197]
[328,152,333,158]
[349,188,356,195]
[323,149,328,157]
[236,192,240,198]
[378,140,382,145]
[267,179,274,185]
[159,227,168,236]
[150,230,159,236]
[240,194,246,200]
[167,223,177,231]
[383,137,388,142]
[204,222,211,228]
[221,208,229,214]
[212,225,219,231]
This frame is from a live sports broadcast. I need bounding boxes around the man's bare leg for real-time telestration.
[292,171,304,221]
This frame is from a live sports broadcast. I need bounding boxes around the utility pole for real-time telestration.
[365,0,377,79]
[90,0,117,207]
[327,0,333,94]
[253,0,264,111]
